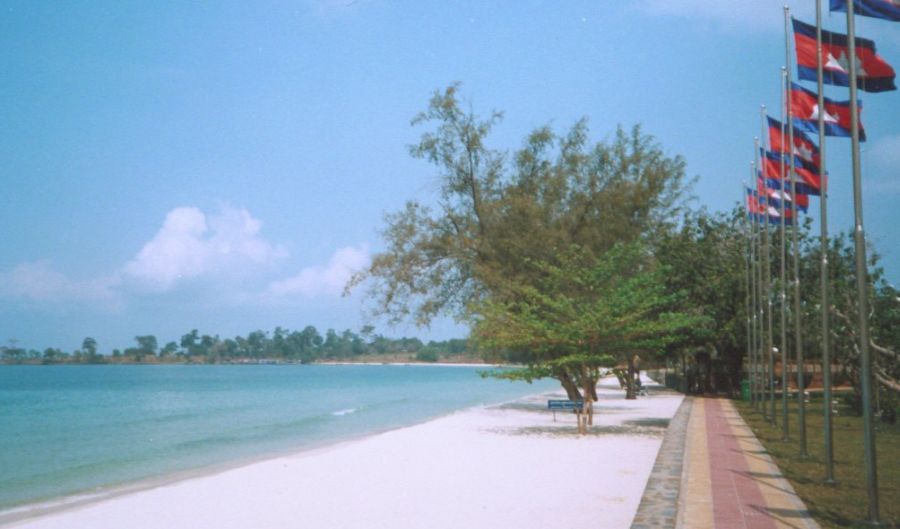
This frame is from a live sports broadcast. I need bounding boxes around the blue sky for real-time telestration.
[1,0,898,352]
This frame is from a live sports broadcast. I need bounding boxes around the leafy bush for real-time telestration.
[415,350,439,362]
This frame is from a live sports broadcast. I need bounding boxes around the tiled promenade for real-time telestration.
[631,397,821,529]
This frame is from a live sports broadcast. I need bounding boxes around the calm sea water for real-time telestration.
[0,364,553,512]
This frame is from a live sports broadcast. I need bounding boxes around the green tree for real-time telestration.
[293,326,323,363]
[246,330,267,358]
[81,337,102,363]
[350,85,692,399]
[653,207,899,408]
[2,340,27,364]
[806,231,900,411]
[200,334,217,360]
[42,347,65,364]
[81,337,98,356]
[475,243,705,409]
[351,85,691,330]
[133,335,158,361]
[160,341,178,359]
[654,208,749,392]
[180,330,200,357]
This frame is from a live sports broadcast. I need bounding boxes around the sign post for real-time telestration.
[548,399,584,421]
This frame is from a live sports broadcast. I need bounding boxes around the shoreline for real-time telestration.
[0,427,407,525]
[5,376,683,529]
[0,377,550,525]
[0,361,504,368]
[0,383,545,526]
[316,361,508,368]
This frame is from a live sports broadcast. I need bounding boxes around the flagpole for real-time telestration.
[761,105,777,426]
[749,175,758,409]
[845,1,879,521]
[779,66,790,441]
[757,161,765,415]
[752,148,765,417]
[785,5,808,457]
[743,181,754,410]
[754,137,769,421]
[749,167,757,409]
[751,160,761,411]
[752,143,759,413]
[815,0,836,485]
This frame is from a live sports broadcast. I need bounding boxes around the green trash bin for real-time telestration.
[740,379,751,401]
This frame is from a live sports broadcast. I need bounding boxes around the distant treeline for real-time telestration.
[0,326,471,365]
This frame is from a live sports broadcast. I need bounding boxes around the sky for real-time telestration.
[1,0,898,353]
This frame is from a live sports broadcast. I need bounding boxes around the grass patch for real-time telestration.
[736,397,899,528]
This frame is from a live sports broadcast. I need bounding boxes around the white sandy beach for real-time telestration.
[6,376,682,529]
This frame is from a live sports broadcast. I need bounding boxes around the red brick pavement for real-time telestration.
[705,398,778,529]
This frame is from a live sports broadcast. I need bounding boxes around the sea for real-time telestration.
[0,364,554,514]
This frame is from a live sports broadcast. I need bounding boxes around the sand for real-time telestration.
[6,376,683,529]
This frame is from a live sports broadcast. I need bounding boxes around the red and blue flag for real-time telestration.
[746,188,789,224]
[793,17,896,92]
[789,82,866,141]
[759,176,810,214]
[763,184,810,213]
[767,116,820,170]
[831,0,900,22]
[761,149,822,196]
[746,187,765,220]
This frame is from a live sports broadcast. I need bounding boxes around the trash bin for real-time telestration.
[740,379,751,401]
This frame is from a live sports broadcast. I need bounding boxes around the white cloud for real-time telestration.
[3,205,368,313]
[634,0,815,31]
[266,245,370,297]
[124,205,287,290]
[0,261,122,307]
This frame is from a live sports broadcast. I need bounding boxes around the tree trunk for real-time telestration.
[588,368,599,402]
[626,356,637,399]
[582,367,594,428]
[557,370,583,401]
[587,374,596,426]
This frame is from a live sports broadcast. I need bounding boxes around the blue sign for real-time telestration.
[547,399,584,410]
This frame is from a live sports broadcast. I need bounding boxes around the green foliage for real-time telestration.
[351,84,692,328]
[3,327,474,365]
[475,244,698,354]
[414,350,439,362]
[160,341,178,358]
[802,230,900,403]
[80,337,104,363]
[670,206,900,401]
[344,85,695,400]
[473,243,706,393]
[654,208,749,389]
[1,341,31,364]
[81,337,97,356]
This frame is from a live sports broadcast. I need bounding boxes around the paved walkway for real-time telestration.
[631,397,820,529]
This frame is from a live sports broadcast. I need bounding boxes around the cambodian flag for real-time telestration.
[762,183,810,213]
[746,188,788,224]
[759,176,810,214]
[760,149,822,196]
[831,0,900,22]
[793,17,896,92]
[789,83,866,141]
[767,116,820,170]
[746,187,765,222]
